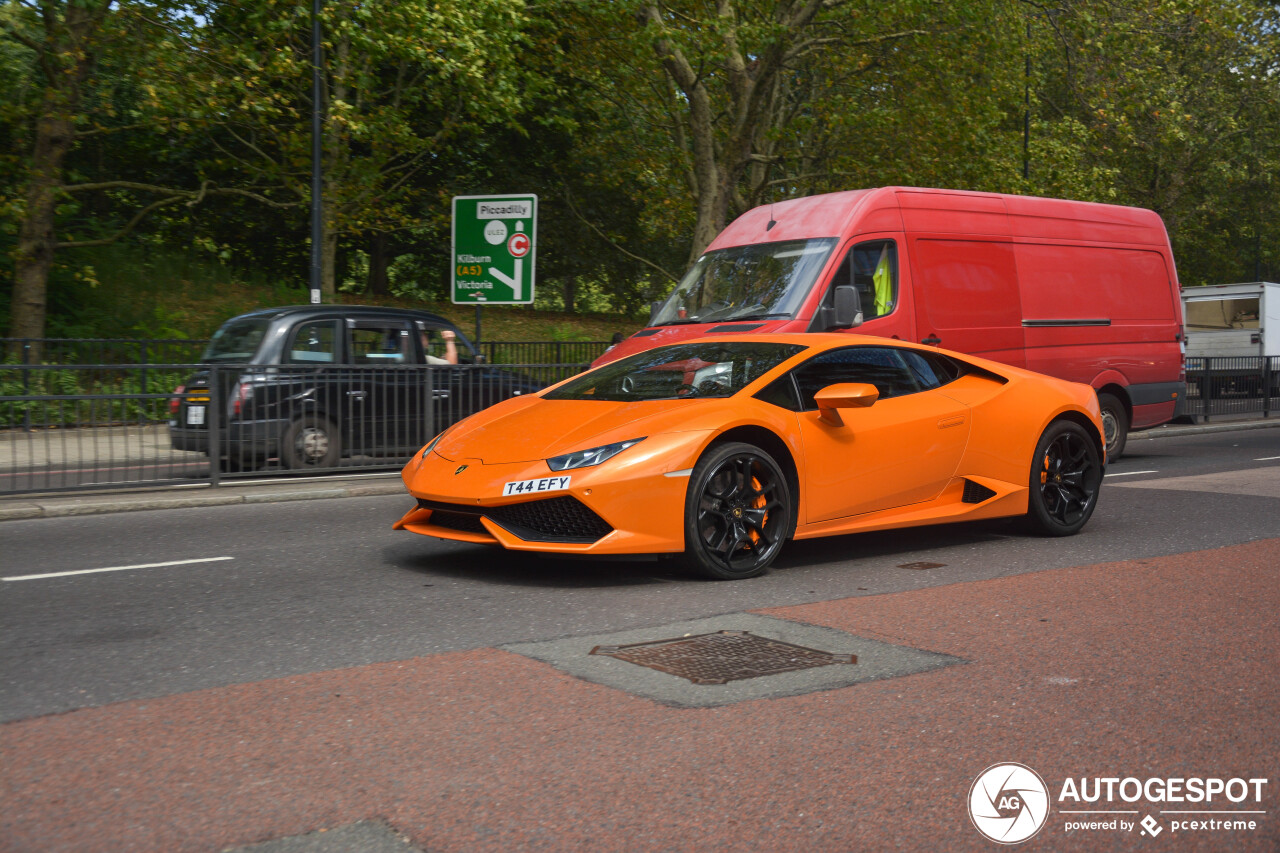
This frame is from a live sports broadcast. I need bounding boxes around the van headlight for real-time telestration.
[547,437,646,471]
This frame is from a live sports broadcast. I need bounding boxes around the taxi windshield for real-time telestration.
[546,341,806,402]
[650,238,836,326]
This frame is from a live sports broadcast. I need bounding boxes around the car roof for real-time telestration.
[223,305,459,328]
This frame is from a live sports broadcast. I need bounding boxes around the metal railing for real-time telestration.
[3,337,613,367]
[1182,356,1279,420]
[477,340,611,364]
[1,361,585,495]
[3,355,1273,497]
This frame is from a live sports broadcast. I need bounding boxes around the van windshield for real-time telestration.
[650,238,836,326]
[202,318,270,362]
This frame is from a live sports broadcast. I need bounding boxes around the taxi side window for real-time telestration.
[792,346,924,408]
[350,323,413,364]
[286,321,338,364]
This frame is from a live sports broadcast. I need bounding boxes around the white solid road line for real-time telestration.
[1256,456,1280,462]
[3,556,234,583]
[1104,470,1159,478]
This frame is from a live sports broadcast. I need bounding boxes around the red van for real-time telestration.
[597,187,1186,458]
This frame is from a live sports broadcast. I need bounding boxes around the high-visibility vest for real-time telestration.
[873,245,892,315]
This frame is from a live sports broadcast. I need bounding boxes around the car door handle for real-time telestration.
[432,390,450,399]
[346,390,366,399]
[938,416,966,429]
[922,335,942,346]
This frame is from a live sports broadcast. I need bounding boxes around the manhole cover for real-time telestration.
[589,630,856,685]
[898,561,946,570]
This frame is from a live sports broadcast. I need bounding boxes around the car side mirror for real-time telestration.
[814,382,879,426]
[648,301,663,326]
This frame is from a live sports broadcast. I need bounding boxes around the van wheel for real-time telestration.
[681,442,790,580]
[281,415,341,469]
[1026,420,1102,536]
[1097,393,1128,460]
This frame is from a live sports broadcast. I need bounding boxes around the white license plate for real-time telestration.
[186,406,205,426]
[502,475,571,497]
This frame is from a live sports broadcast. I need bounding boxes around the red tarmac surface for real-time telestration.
[3,538,1278,852]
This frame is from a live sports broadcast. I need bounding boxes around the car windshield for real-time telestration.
[202,318,271,362]
[546,341,807,402]
[649,238,836,326]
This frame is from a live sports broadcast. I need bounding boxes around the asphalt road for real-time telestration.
[3,427,1277,724]
[2,425,1278,853]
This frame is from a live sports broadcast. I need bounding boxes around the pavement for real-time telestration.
[1,415,1277,522]
[2,538,1276,851]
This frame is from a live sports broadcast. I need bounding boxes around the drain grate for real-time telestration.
[589,630,856,685]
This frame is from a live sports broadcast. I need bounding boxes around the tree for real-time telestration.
[189,0,530,298]
[1024,0,1280,283]
[4,0,117,343]
[553,0,1024,269]
[1,0,287,344]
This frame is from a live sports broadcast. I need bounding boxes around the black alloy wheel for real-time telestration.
[281,415,341,469]
[1026,420,1102,536]
[683,442,791,580]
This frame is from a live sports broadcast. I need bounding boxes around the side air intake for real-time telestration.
[962,479,997,504]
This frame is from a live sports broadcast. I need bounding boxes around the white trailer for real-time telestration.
[1182,281,1279,358]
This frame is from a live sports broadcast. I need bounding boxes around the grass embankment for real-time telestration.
[24,244,648,343]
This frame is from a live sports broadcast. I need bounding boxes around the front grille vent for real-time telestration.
[418,496,612,543]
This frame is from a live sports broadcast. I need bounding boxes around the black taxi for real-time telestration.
[169,306,544,471]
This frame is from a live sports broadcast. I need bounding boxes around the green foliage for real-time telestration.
[4,0,1278,344]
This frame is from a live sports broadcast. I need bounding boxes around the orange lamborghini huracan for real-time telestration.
[395,334,1105,579]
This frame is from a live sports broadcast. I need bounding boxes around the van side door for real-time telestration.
[908,237,1027,366]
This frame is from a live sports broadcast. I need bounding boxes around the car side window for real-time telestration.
[900,349,963,389]
[825,240,898,320]
[791,346,922,409]
[350,323,413,364]
[285,321,338,364]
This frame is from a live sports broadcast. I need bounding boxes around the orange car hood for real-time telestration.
[435,396,722,464]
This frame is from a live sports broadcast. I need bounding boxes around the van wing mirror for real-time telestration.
[815,285,863,331]
[814,382,879,425]
[832,284,863,329]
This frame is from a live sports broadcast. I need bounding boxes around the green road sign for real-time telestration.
[451,194,537,305]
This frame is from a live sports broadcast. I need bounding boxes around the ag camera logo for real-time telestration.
[969,763,1051,844]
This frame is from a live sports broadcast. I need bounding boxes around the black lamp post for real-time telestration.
[310,0,323,304]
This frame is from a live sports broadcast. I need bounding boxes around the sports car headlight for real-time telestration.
[546,437,646,471]
[420,426,454,459]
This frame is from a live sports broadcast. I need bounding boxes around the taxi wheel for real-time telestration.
[1026,420,1102,536]
[1097,392,1128,460]
[281,415,341,469]
[683,442,790,580]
